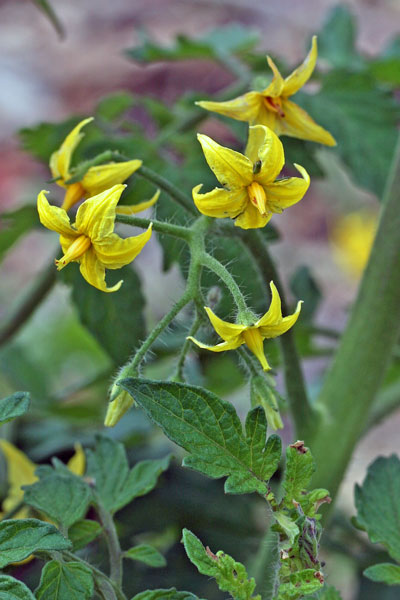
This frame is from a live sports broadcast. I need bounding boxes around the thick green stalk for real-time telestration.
[94,494,123,589]
[307,135,400,505]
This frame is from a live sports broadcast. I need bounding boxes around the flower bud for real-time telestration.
[104,384,136,427]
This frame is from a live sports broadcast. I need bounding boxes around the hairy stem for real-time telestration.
[115,213,191,240]
[308,134,400,509]
[172,312,202,382]
[137,165,197,215]
[63,551,126,600]
[94,495,124,590]
[201,252,250,319]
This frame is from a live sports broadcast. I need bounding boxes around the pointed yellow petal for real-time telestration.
[75,184,125,241]
[67,443,85,476]
[49,117,94,181]
[79,247,122,293]
[234,201,272,230]
[262,56,285,97]
[104,391,135,427]
[197,134,253,190]
[37,190,77,237]
[259,300,302,338]
[187,337,243,353]
[204,306,246,341]
[82,160,142,197]
[255,282,283,327]
[94,225,152,269]
[61,182,85,211]
[265,163,310,212]
[246,125,284,184]
[283,36,317,97]
[278,99,336,146]
[115,190,160,215]
[196,91,261,122]
[242,328,271,371]
[192,185,248,219]
[0,440,37,514]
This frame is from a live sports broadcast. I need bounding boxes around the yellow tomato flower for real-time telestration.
[196,37,335,147]
[50,117,155,212]
[37,184,152,293]
[193,124,310,229]
[331,211,377,277]
[188,281,302,370]
[0,440,85,519]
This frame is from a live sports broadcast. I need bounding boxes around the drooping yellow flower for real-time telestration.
[50,117,157,213]
[37,184,152,293]
[331,211,377,277]
[196,37,335,147]
[0,440,85,519]
[188,281,302,370]
[193,125,309,229]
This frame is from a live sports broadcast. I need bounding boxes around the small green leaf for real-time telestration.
[182,529,260,600]
[312,586,343,599]
[364,563,400,586]
[278,569,322,599]
[245,408,281,481]
[131,589,200,600]
[35,560,94,600]
[124,544,167,567]
[96,92,135,121]
[0,575,36,600]
[61,264,146,365]
[23,470,91,529]
[19,117,82,162]
[0,519,71,567]
[0,207,39,262]
[274,512,299,546]
[68,519,102,551]
[282,443,315,508]
[121,379,280,495]
[355,454,400,562]
[317,5,364,69]
[0,391,30,424]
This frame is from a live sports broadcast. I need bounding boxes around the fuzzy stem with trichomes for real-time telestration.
[93,492,124,590]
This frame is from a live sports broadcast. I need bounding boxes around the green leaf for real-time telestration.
[274,512,299,546]
[0,391,30,424]
[35,560,94,600]
[61,264,146,365]
[23,469,91,529]
[86,435,171,513]
[121,379,281,495]
[131,590,200,600]
[32,0,64,38]
[317,5,364,69]
[277,569,322,599]
[124,544,167,567]
[0,519,71,567]
[182,529,260,600]
[96,91,135,121]
[312,586,343,599]
[355,455,400,562]
[290,266,321,323]
[282,443,315,508]
[0,576,36,600]
[364,563,400,586]
[0,206,39,262]
[68,519,102,551]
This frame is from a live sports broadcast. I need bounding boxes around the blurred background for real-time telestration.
[0,1,399,598]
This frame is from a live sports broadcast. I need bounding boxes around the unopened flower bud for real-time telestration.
[104,383,136,427]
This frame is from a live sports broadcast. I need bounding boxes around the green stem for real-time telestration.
[237,346,260,378]
[115,213,191,240]
[94,494,123,589]
[63,551,126,600]
[172,313,202,382]
[0,264,56,348]
[137,165,197,216]
[238,230,312,435]
[307,134,400,508]
[201,252,250,319]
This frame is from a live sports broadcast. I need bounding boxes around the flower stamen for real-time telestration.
[264,96,285,118]
[55,235,91,271]
[247,181,268,216]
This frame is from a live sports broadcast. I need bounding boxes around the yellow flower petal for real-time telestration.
[187,337,243,353]
[245,125,284,184]
[37,190,77,237]
[75,184,125,242]
[255,282,282,327]
[204,306,246,341]
[79,247,122,293]
[197,134,253,190]
[49,117,94,182]
[67,443,85,476]
[242,328,270,371]
[278,99,336,146]
[61,182,85,211]
[192,185,248,219]
[115,190,160,215]
[283,36,318,97]
[0,440,37,515]
[234,201,272,230]
[104,391,135,427]
[94,225,152,269]
[265,163,310,212]
[196,91,261,122]
[259,300,302,338]
[82,160,142,197]
[262,56,285,97]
